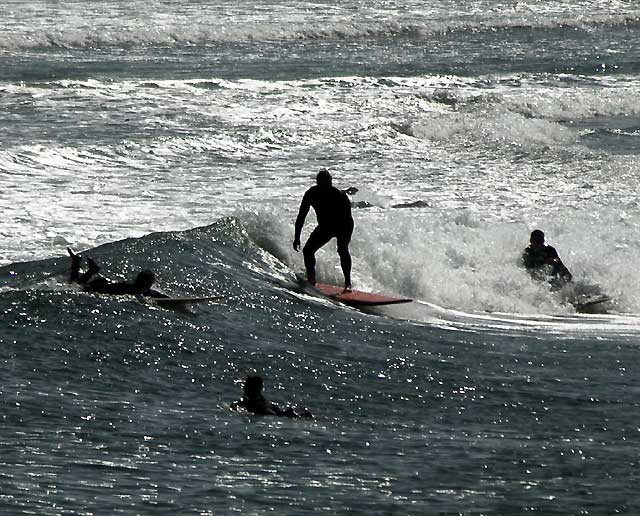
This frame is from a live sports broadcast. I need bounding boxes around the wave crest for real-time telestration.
[2,12,639,50]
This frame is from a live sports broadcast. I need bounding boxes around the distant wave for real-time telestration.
[507,88,640,121]
[401,85,599,152]
[421,82,640,124]
[1,12,639,50]
[403,111,576,152]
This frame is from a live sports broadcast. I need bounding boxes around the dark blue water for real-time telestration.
[2,219,640,513]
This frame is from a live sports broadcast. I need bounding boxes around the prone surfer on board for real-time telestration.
[231,375,312,418]
[67,248,168,298]
[293,169,356,293]
[522,230,573,290]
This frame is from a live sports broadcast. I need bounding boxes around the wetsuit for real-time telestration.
[231,395,311,418]
[81,277,167,298]
[522,244,572,289]
[69,255,167,298]
[294,184,354,285]
[232,395,285,416]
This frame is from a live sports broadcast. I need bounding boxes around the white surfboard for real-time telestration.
[571,294,612,313]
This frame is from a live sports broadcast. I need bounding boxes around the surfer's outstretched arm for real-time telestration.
[293,193,312,252]
[553,252,573,283]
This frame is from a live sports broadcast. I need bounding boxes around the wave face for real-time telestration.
[2,219,640,514]
[3,0,640,513]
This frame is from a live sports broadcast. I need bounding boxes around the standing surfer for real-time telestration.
[293,169,356,292]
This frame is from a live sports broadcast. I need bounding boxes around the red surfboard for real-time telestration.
[310,282,411,307]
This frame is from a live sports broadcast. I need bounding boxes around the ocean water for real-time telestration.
[2,1,640,513]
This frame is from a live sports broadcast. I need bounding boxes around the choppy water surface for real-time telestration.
[2,1,640,514]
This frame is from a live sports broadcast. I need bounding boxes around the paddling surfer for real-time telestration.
[67,248,168,298]
[293,169,356,292]
[522,230,573,290]
[231,375,312,418]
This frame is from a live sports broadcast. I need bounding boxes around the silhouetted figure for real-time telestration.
[231,375,312,418]
[522,230,573,290]
[68,248,168,298]
[293,169,355,292]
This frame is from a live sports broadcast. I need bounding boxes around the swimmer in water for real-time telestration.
[231,375,312,418]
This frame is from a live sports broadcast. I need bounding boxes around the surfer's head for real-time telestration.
[243,375,264,399]
[530,229,545,247]
[133,270,156,291]
[316,168,332,187]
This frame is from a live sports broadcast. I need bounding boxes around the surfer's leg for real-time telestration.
[336,224,353,291]
[67,248,81,283]
[78,257,100,285]
[303,227,332,285]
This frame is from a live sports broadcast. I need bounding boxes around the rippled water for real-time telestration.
[2,1,640,513]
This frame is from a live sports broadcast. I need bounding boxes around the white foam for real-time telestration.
[1,62,639,323]
[407,110,576,151]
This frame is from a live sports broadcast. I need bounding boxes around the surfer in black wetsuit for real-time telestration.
[293,169,356,292]
[522,230,573,290]
[231,375,312,418]
[67,248,168,298]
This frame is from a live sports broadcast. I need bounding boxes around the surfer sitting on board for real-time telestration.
[293,169,356,292]
[67,248,168,298]
[522,230,573,290]
[231,375,312,418]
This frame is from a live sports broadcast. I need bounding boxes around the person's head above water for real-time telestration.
[316,168,332,187]
[243,375,264,400]
[133,270,156,291]
[530,229,545,248]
